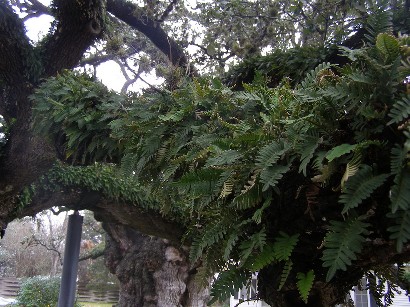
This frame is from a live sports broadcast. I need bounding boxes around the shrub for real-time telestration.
[15,276,81,307]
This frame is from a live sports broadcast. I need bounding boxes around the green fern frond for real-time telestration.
[326,143,357,162]
[260,163,291,192]
[155,141,169,163]
[390,169,410,213]
[273,232,299,261]
[239,228,267,262]
[299,62,332,89]
[297,135,322,176]
[365,6,392,43]
[339,165,389,214]
[190,222,227,263]
[246,243,276,271]
[388,209,410,252]
[322,216,370,282]
[340,151,362,188]
[311,151,327,172]
[376,33,400,63]
[120,153,137,177]
[311,160,337,184]
[348,71,373,84]
[223,233,241,261]
[223,219,252,261]
[208,268,250,305]
[405,128,410,152]
[194,262,214,289]
[255,140,289,168]
[296,270,315,304]
[278,259,293,290]
[173,168,221,195]
[390,144,407,175]
[161,162,180,181]
[205,150,243,167]
[232,182,263,210]
[387,96,410,125]
[252,197,272,224]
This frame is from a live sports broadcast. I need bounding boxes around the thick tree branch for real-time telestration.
[0,0,106,228]
[0,1,32,86]
[15,186,185,243]
[106,0,196,76]
[41,0,104,77]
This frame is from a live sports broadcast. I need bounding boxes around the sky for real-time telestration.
[23,3,161,93]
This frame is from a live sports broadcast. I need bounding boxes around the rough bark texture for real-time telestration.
[103,223,209,307]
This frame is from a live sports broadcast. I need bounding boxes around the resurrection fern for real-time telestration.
[251,197,271,224]
[365,3,393,44]
[204,149,243,167]
[325,143,357,162]
[244,232,299,284]
[296,134,322,176]
[390,144,408,175]
[322,216,370,281]
[208,268,250,305]
[219,179,234,198]
[299,62,332,90]
[246,243,276,271]
[28,13,410,304]
[296,270,315,304]
[272,232,299,261]
[388,209,410,252]
[232,182,263,210]
[255,140,289,168]
[190,221,228,263]
[390,169,410,213]
[239,228,267,262]
[387,95,410,125]
[260,163,291,192]
[376,33,400,64]
[278,260,293,290]
[339,165,389,214]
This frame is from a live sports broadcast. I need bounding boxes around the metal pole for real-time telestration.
[58,211,83,307]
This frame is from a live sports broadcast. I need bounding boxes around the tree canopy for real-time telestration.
[1,0,410,306]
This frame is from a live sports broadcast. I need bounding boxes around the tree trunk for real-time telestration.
[103,223,209,307]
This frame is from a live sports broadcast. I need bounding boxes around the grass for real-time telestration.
[79,303,115,307]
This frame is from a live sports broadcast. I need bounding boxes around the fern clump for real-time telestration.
[322,217,370,281]
[30,6,410,305]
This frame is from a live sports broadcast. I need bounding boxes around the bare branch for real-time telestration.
[115,59,141,93]
[28,235,63,265]
[79,245,105,261]
[107,0,197,76]
[157,0,178,22]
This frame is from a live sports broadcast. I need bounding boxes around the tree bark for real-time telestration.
[103,223,209,307]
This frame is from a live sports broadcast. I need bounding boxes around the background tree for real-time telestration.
[0,218,56,277]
